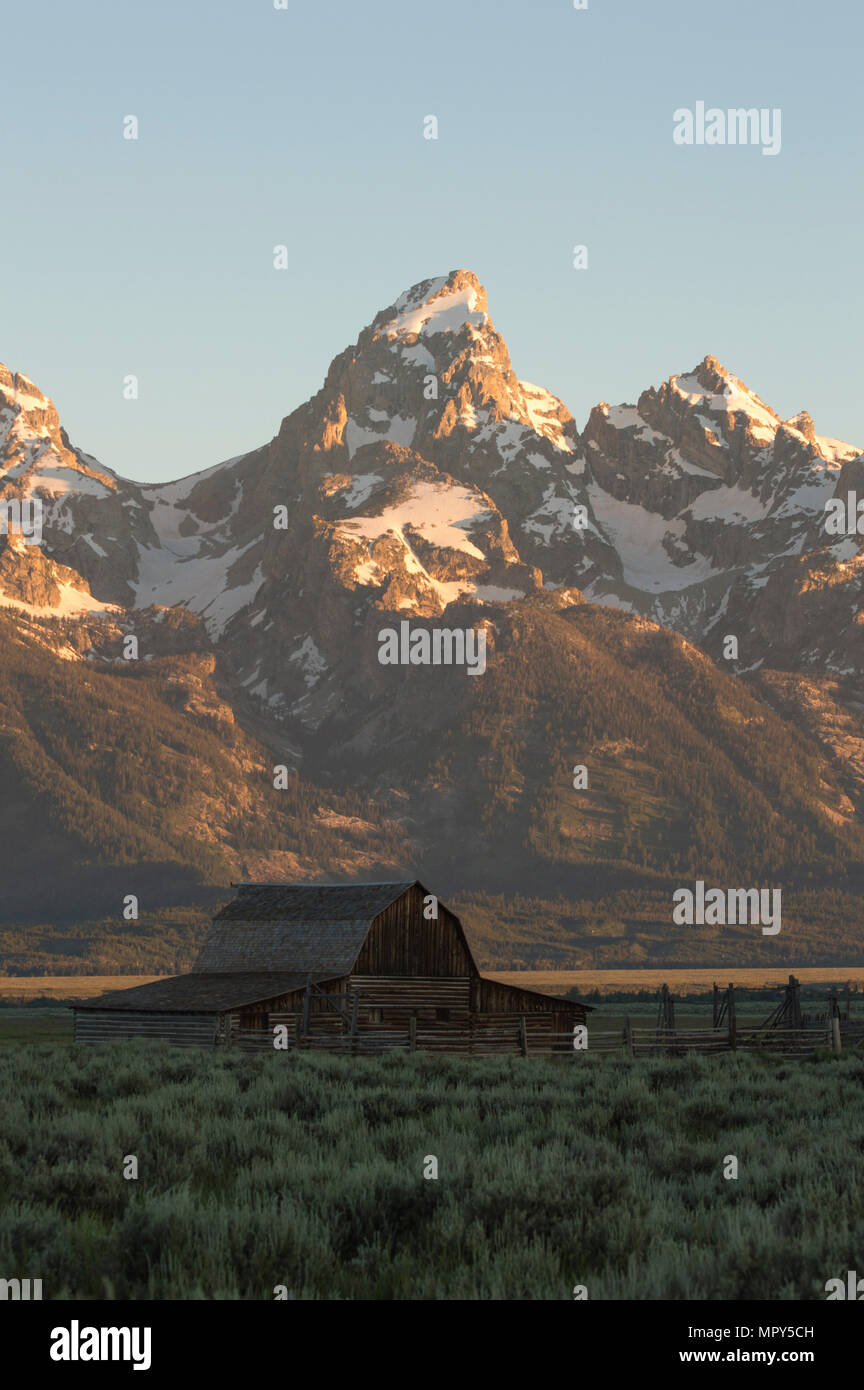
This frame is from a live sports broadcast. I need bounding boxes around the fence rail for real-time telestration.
[228,1017,863,1059]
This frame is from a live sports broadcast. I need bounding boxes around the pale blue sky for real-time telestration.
[2,0,861,482]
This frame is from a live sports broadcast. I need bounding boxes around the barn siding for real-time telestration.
[229,979,351,1037]
[233,986,330,1023]
[74,1011,218,1047]
[473,977,585,1024]
[354,886,475,977]
[349,975,471,1020]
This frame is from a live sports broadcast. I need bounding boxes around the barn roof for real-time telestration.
[74,971,339,1014]
[214,882,417,922]
[193,881,420,975]
[477,976,593,1012]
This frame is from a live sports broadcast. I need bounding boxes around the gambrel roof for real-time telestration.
[192,880,421,975]
[214,882,416,923]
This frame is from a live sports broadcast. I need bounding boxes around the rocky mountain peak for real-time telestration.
[0,361,118,492]
[692,353,735,390]
[664,357,780,436]
[0,362,63,450]
[784,409,816,443]
[372,268,490,340]
[268,271,580,592]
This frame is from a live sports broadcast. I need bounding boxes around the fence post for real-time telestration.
[519,1016,528,1057]
[301,975,311,1040]
[409,1016,416,1053]
[624,1017,634,1057]
[831,1016,842,1054]
[793,974,803,1028]
[349,990,359,1056]
[727,984,737,1051]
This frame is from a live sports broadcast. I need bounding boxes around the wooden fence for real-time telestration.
[587,1020,864,1058]
[231,1022,535,1056]
[229,1015,864,1058]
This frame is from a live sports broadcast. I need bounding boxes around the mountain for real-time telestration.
[2,270,863,967]
[0,603,407,923]
[572,355,860,636]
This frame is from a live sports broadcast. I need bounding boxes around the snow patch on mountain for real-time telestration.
[518,382,575,451]
[524,485,580,543]
[134,538,263,637]
[383,283,487,339]
[23,467,112,499]
[288,636,328,687]
[686,484,769,523]
[0,584,118,620]
[337,480,491,560]
[345,415,416,460]
[671,367,779,443]
[815,436,860,464]
[334,473,383,508]
[589,483,718,592]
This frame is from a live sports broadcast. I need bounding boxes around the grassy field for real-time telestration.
[4,965,863,1006]
[1,1042,863,1300]
[488,967,864,996]
[0,976,161,1003]
[0,1010,72,1046]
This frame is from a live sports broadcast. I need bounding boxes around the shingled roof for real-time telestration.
[192,881,420,975]
[213,882,417,922]
[75,971,339,1014]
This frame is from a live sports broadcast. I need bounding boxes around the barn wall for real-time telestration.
[354,886,475,977]
[349,975,471,1020]
[234,979,351,1032]
[471,1012,554,1030]
[73,1011,218,1047]
[268,977,470,1031]
[265,976,580,1036]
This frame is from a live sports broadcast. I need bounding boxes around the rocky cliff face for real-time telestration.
[0,364,153,608]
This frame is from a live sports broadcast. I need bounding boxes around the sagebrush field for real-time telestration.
[1,1043,863,1300]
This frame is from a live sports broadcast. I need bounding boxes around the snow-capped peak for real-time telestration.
[377,269,490,341]
[0,362,58,447]
[0,365,48,406]
[669,355,780,444]
[0,363,117,500]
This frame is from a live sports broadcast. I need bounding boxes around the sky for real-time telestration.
[1,0,861,483]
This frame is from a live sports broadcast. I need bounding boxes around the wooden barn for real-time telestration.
[73,881,591,1053]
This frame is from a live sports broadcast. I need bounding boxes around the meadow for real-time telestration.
[1,1042,863,1300]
